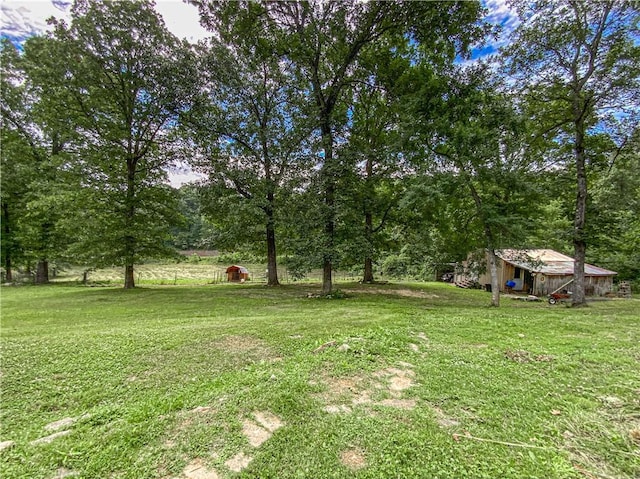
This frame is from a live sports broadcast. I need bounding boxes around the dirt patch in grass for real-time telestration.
[323,375,367,399]
[52,468,78,478]
[181,459,219,479]
[378,399,417,409]
[340,447,367,470]
[431,406,461,428]
[323,404,353,413]
[242,419,273,448]
[242,411,284,448]
[0,440,15,451]
[162,409,281,477]
[214,335,277,361]
[345,287,439,299]
[44,417,76,432]
[315,372,370,409]
[225,452,253,472]
[30,430,71,445]
[317,365,418,413]
[252,410,283,432]
[373,367,416,394]
[191,406,216,414]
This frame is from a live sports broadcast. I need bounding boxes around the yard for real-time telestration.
[1,282,638,478]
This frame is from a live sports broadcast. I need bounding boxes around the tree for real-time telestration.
[184,39,310,286]
[400,171,484,280]
[588,128,640,280]
[42,0,195,288]
[411,65,540,306]
[337,82,405,283]
[1,38,73,284]
[506,0,640,305]
[170,184,217,252]
[0,40,29,282]
[0,126,29,283]
[191,0,486,294]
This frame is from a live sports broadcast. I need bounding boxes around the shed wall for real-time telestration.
[475,257,615,296]
[534,274,573,296]
[534,275,613,296]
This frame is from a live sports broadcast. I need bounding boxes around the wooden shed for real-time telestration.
[476,249,616,296]
[226,265,250,282]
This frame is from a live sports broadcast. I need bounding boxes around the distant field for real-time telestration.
[1,282,638,479]
[53,263,363,285]
[55,263,237,285]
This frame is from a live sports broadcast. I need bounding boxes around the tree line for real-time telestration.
[1,0,638,306]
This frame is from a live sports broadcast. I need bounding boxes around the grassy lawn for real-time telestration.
[1,282,638,478]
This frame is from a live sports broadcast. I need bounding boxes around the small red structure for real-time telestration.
[226,265,250,282]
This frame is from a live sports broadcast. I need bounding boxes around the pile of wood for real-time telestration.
[455,278,476,289]
[618,281,632,298]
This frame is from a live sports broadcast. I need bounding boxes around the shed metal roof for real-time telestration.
[226,265,249,274]
[496,249,616,276]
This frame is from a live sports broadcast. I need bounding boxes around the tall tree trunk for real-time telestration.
[363,256,374,283]
[320,121,335,296]
[362,157,374,283]
[262,134,280,286]
[265,202,280,286]
[4,256,12,283]
[123,157,137,289]
[35,260,49,284]
[363,211,374,283]
[322,187,335,294]
[2,202,12,283]
[572,104,588,306]
[124,264,135,289]
[487,248,500,307]
[468,180,500,307]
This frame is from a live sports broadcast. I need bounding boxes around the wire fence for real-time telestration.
[2,263,364,286]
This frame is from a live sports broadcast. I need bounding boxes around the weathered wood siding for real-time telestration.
[535,275,613,296]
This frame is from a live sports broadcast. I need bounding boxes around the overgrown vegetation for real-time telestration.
[1,282,638,478]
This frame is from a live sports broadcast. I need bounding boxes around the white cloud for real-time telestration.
[457,1,519,67]
[168,171,205,188]
[155,0,209,43]
[167,159,206,189]
[483,0,520,47]
[0,0,209,42]
[0,0,70,38]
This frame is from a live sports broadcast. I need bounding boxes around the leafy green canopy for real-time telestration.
[505,0,640,302]
[30,0,197,285]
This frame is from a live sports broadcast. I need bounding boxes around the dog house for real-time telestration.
[226,265,250,282]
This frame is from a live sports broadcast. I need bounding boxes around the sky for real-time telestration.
[0,0,210,44]
[0,0,519,186]
[1,0,211,186]
[0,0,519,46]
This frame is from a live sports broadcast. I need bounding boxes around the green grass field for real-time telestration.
[50,262,361,286]
[1,281,638,479]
